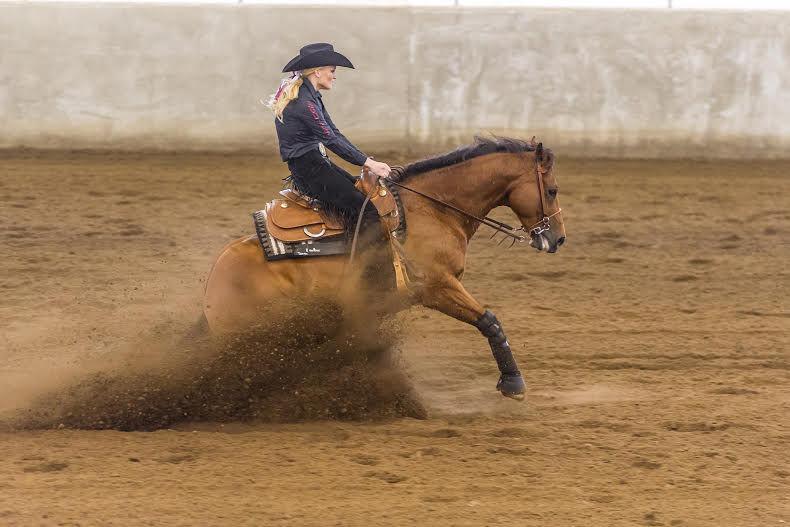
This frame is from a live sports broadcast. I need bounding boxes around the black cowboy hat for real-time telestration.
[281,43,354,73]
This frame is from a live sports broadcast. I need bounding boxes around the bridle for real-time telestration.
[525,160,563,238]
[387,154,561,245]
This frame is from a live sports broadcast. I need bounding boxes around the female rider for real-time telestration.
[266,43,391,251]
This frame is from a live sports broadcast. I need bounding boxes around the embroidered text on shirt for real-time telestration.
[306,102,331,138]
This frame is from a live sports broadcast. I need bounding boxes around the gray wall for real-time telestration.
[1,4,788,158]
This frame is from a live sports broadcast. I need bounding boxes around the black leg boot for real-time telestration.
[474,310,526,399]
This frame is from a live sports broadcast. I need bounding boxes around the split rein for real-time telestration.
[348,169,529,266]
[348,163,561,265]
[386,164,560,245]
[387,179,527,243]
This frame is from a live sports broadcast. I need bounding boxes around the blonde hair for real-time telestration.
[265,67,320,122]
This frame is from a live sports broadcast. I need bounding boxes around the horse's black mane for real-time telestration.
[394,135,538,182]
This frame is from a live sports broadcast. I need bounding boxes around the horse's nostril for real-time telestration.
[557,236,566,247]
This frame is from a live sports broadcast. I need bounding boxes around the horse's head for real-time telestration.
[506,143,566,253]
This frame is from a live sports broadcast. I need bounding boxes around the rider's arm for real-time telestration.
[322,109,367,162]
[323,108,390,177]
[298,100,368,166]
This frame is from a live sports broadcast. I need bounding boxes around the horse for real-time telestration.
[202,136,566,400]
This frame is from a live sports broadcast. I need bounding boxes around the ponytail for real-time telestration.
[265,67,319,122]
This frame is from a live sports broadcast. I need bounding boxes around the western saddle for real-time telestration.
[254,168,412,292]
[262,169,401,244]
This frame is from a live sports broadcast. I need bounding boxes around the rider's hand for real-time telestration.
[364,157,391,179]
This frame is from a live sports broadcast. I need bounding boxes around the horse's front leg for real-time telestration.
[421,279,526,400]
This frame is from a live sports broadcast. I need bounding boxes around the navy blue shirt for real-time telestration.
[275,81,368,166]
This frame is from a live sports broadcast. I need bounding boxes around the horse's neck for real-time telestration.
[406,154,517,237]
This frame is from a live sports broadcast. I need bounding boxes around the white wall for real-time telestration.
[1,4,788,157]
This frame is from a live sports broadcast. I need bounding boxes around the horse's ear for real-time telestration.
[536,142,544,162]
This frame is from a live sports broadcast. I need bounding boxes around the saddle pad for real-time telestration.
[253,209,349,261]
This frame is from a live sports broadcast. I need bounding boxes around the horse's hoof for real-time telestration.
[496,373,526,400]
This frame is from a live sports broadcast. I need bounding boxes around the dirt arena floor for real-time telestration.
[0,149,787,526]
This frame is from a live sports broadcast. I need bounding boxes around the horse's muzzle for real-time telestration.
[530,233,565,253]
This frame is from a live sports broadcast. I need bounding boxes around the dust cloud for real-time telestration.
[7,304,425,431]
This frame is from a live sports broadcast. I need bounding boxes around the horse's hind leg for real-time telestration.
[420,279,526,400]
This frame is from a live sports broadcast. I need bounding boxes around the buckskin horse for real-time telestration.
[203,136,565,399]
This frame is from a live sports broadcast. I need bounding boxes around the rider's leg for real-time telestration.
[288,150,384,248]
[320,162,393,288]
[326,161,382,245]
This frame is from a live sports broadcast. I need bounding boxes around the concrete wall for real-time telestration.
[1,4,788,158]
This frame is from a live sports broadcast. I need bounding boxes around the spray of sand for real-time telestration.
[5,301,425,431]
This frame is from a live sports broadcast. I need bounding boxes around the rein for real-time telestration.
[387,179,527,242]
[347,154,561,267]
[387,160,560,243]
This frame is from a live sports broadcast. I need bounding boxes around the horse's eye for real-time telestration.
[548,188,558,199]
